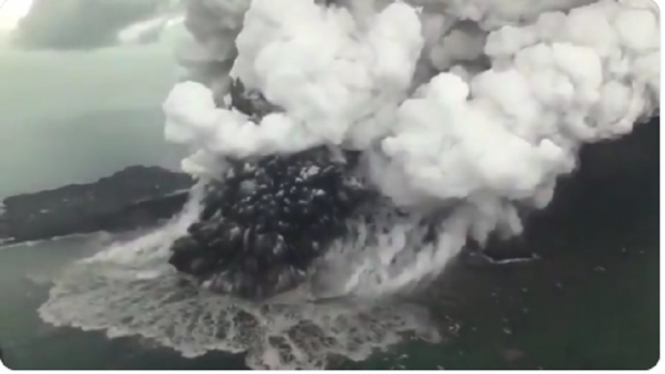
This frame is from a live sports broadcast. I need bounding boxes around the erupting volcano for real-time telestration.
[161,0,659,300]
[36,0,659,369]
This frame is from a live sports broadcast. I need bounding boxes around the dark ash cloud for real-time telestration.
[11,0,163,50]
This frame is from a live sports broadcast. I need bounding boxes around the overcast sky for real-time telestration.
[0,0,189,196]
[1,0,182,49]
[13,0,163,50]
[0,0,186,121]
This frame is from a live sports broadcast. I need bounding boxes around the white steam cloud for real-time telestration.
[162,0,659,295]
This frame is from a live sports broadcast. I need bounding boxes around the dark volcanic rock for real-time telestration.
[167,78,372,300]
[229,78,282,120]
[0,166,194,244]
[168,146,370,300]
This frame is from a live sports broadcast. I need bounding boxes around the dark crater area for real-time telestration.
[166,78,376,299]
[169,146,371,299]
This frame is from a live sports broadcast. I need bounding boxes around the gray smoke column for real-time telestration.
[162,0,659,296]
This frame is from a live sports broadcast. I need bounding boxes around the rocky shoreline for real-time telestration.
[0,166,194,245]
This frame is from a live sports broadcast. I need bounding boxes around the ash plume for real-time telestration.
[163,0,659,296]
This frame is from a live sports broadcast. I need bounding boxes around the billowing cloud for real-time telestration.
[11,0,173,50]
[163,0,659,294]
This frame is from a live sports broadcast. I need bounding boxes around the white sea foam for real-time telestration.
[38,193,440,369]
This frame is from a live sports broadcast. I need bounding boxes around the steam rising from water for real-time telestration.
[39,190,440,369]
[39,0,659,369]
